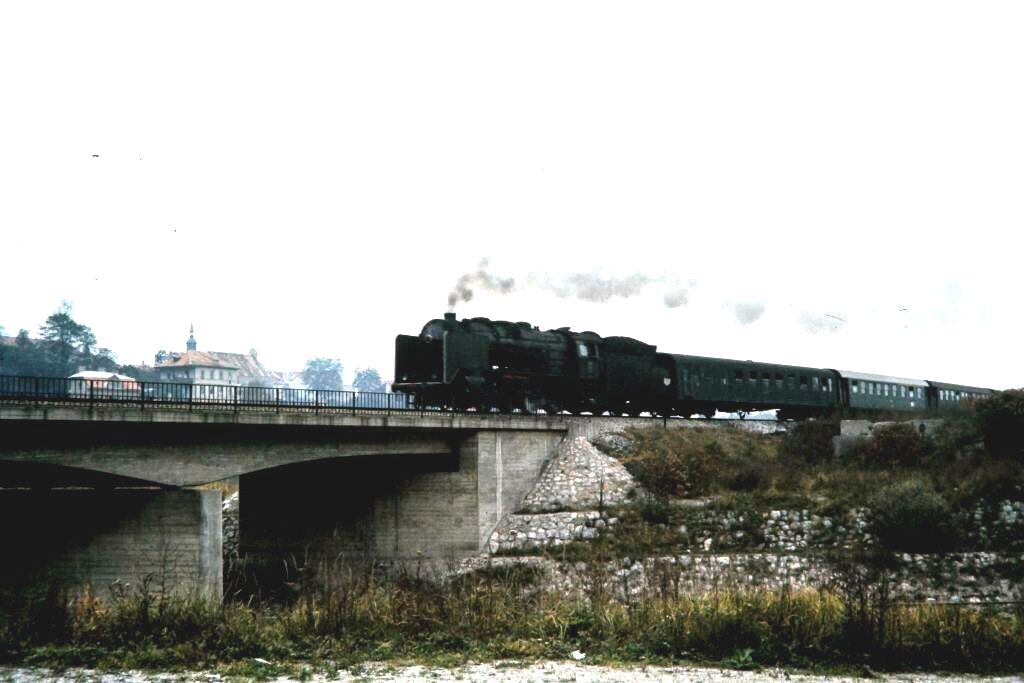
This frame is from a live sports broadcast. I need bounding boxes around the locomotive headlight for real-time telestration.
[663,378,672,386]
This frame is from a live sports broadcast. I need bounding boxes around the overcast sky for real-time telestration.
[1,2,1021,388]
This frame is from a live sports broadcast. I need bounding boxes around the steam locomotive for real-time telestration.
[393,313,992,419]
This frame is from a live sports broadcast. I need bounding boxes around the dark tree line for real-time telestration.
[0,302,118,377]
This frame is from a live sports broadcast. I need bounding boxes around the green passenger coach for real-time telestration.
[664,355,838,419]
[837,370,928,414]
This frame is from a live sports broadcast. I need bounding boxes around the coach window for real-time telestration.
[774,373,783,387]
[852,381,859,394]
[748,371,757,384]
[800,375,808,390]
[901,386,907,398]
[734,370,743,385]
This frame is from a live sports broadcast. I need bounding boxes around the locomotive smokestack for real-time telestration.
[444,312,457,330]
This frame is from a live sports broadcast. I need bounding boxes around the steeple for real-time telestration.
[186,324,197,351]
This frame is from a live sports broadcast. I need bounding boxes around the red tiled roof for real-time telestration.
[156,351,238,369]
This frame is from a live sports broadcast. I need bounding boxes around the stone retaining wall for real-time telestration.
[488,511,606,553]
[461,552,1024,604]
[519,436,638,513]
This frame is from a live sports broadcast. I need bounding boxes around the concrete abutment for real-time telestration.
[0,489,222,604]
[237,430,562,577]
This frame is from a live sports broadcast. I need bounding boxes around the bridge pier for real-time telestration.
[237,430,562,580]
[0,489,222,604]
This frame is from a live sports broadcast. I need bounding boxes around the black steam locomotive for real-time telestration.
[393,313,992,418]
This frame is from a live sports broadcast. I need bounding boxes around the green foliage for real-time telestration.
[779,419,839,464]
[620,427,779,499]
[0,329,47,376]
[353,367,385,393]
[950,458,1024,507]
[866,422,927,468]
[619,429,720,498]
[976,389,1024,461]
[0,303,116,377]
[39,301,99,376]
[301,357,344,391]
[867,478,957,553]
[928,410,984,462]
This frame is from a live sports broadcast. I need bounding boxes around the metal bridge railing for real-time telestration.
[0,374,424,414]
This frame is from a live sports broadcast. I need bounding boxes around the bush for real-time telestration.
[928,410,984,462]
[619,428,723,498]
[779,419,839,464]
[976,389,1024,461]
[868,422,927,468]
[868,478,957,553]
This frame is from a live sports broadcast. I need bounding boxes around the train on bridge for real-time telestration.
[393,313,992,419]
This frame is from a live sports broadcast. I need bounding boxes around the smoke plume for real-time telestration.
[663,287,690,308]
[447,259,516,310]
[732,302,766,325]
[448,260,696,311]
[800,311,846,334]
[545,272,652,303]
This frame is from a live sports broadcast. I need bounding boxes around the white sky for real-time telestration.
[1,1,1021,388]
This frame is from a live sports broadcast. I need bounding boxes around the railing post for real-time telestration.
[276,387,280,412]
[315,389,320,413]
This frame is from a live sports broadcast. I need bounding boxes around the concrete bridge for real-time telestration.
[0,401,597,602]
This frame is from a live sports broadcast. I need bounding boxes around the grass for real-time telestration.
[2,562,1022,674]
[595,420,1024,554]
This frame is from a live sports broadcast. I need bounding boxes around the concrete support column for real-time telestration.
[0,489,222,604]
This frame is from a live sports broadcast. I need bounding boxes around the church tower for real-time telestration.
[186,324,197,352]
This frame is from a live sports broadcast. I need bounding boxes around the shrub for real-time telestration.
[868,478,957,553]
[619,428,722,498]
[975,389,1024,461]
[868,422,926,468]
[779,419,839,464]
[927,410,984,462]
